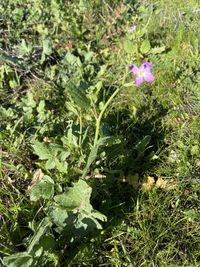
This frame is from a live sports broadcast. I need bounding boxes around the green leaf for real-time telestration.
[54,180,92,211]
[49,206,106,240]
[191,145,199,156]
[140,39,151,54]
[3,252,33,267]
[24,92,36,108]
[32,141,51,160]
[42,39,52,56]
[48,207,76,229]
[50,180,107,240]
[54,158,68,173]
[32,141,68,173]
[150,46,166,54]
[82,137,111,178]
[30,175,54,201]
[124,82,134,87]
[65,83,90,111]
[36,100,45,113]
[124,40,137,54]
[135,135,151,154]
[103,136,121,147]
[64,52,82,66]
[91,210,107,222]
[41,39,52,63]
[18,39,32,56]
[30,234,57,266]
[28,217,52,253]
[60,151,70,161]
[45,158,56,169]
[9,79,18,89]
[74,215,103,232]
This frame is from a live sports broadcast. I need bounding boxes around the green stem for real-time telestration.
[79,114,83,148]
[93,72,129,147]
[93,87,120,147]
[81,72,128,179]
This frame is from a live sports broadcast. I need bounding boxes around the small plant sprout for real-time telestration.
[130,62,154,86]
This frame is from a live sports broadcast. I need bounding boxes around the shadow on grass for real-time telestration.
[92,97,168,216]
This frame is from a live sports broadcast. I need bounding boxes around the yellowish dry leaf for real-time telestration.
[27,169,44,192]
[155,177,177,190]
[142,176,177,191]
[142,176,155,191]
[155,177,168,189]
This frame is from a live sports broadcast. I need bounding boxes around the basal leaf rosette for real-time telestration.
[48,180,107,241]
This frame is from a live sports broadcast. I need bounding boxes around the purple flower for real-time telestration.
[130,62,154,86]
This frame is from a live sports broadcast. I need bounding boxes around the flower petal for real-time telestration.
[130,65,139,74]
[143,72,154,82]
[140,62,152,72]
[135,76,144,86]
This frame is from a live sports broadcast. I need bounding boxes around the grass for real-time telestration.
[0,0,200,266]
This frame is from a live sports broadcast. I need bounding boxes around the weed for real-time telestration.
[0,0,199,266]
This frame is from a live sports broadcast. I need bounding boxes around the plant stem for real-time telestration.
[93,87,120,147]
[79,114,83,148]
[81,72,128,179]
[81,87,121,179]
[93,72,129,147]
